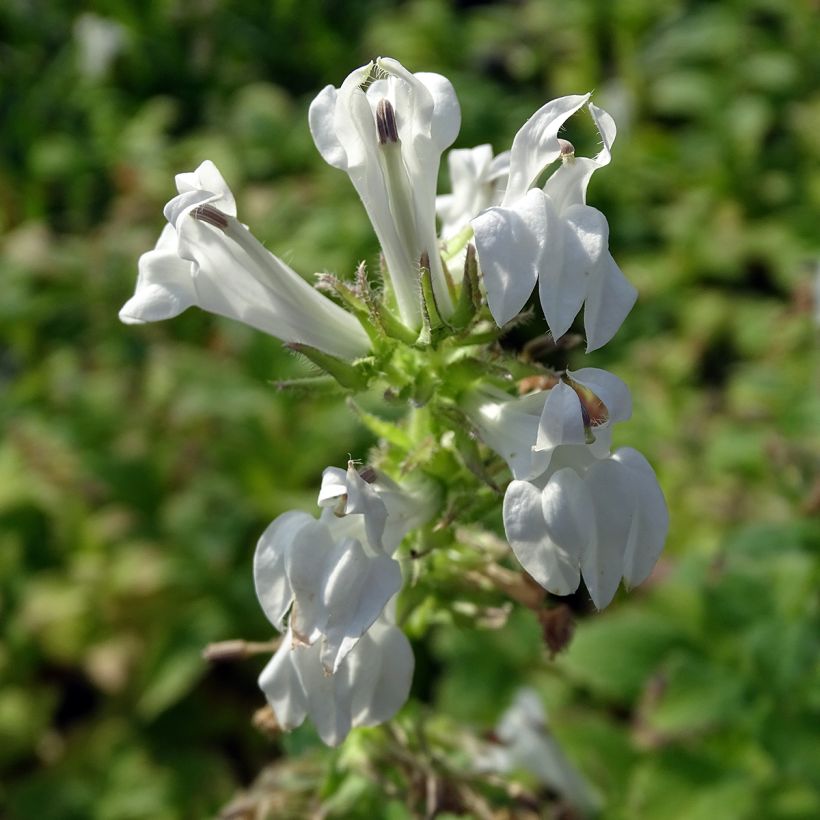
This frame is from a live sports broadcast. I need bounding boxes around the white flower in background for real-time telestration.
[476,688,599,816]
[466,369,667,609]
[309,57,460,328]
[259,608,413,747]
[253,463,429,674]
[436,144,510,240]
[73,13,126,80]
[119,161,371,361]
[471,97,637,351]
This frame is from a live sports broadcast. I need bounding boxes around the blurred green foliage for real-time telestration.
[1,0,818,817]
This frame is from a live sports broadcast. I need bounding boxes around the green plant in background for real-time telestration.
[1,2,818,818]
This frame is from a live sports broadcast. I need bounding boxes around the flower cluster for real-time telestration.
[253,463,432,745]
[121,56,667,747]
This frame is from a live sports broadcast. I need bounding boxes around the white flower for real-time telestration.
[258,610,414,747]
[254,464,410,674]
[436,144,510,240]
[309,57,461,329]
[119,161,371,361]
[471,98,637,351]
[504,446,668,609]
[476,688,599,815]
[466,369,667,609]
[254,463,434,674]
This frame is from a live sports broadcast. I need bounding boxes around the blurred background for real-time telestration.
[1,0,818,817]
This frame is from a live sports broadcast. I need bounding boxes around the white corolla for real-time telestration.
[310,57,460,328]
[119,161,371,361]
[471,98,637,351]
[465,369,667,609]
[258,609,413,747]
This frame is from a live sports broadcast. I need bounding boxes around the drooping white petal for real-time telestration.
[290,639,355,747]
[612,448,668,588]
[503,94,590,205]
[349,617,414,727]
[473,188,549,326]
[534,381,587,454]
[253,510,315,631]
[581,459,635,609]
[284,518,338,644]
[319,539,402,673]
[119,229,197,324]
[536,201,586,340]
[503,477,585,596]
[567,367,632,423]
[258,639,308,731]
[583,251,638,352]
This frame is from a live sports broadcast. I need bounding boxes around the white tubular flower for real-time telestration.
[255,465,400,674]
[119,161,371,361]
[254,463,433,674]
[309,57,461,329]
[504,446,668,609]
[436,145,510,240]
[470,370,666,609]
[258,610,414,747]
[471,99,637,351]
[475,689,599,816]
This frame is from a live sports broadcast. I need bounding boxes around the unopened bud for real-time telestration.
[376,98,399,144]
[191,204,229,230]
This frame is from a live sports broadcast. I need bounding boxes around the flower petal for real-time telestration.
[503,478,584,596]
[503,94,590,205]
[349,617,414,727]
[534,381,586,453]
[473,188,548,326]
[284,519,338,643]
[258,637,308,731]
[612,448,668,587]
[320,539,402,673]
[119,234,197,324]
[583,252,637,352]
[537,202,589,341]
[290,640,354,747]
[581,459,635,609]
[253,510,315,631]
[308,84,350,171]
[175,160,236,216]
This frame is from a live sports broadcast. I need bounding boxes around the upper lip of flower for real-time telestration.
[469,96,637,351]
[309,57,461,330]
[119,160,372,361]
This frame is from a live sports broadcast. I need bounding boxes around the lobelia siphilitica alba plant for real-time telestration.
[121,58,668,762]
